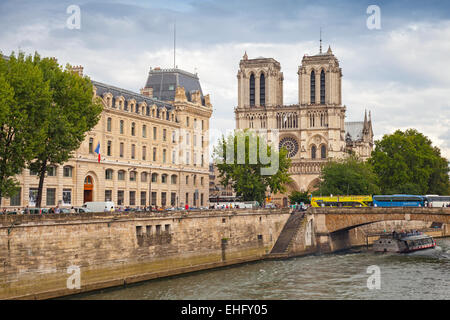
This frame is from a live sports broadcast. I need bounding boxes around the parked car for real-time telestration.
[83,201,115,212]
[26,208,49,214]
[74,207,91,213]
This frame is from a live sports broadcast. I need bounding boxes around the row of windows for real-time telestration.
[104,95,175,122]
[106,119,175,140]
[106,118,206,137]
[29,166,73,177]
[185,117,205,130]
[308,112,328,128]
[310,70,326,105]
[277,113,298,129]
[104,169,205,186]
[311,145,327,159]
[104,141,205,166]
[9,186,206,207]
[110,190,205,207]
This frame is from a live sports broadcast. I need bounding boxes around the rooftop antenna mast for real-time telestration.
[173,21,176,69]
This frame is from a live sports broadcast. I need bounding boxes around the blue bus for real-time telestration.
[372,195,426,207]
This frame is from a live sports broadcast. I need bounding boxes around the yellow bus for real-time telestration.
[311,195,373,207]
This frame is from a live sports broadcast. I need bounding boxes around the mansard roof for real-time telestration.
[92,80,174,111]
[144,68,204,105]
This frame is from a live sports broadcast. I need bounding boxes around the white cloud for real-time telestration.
[1,2,449,161]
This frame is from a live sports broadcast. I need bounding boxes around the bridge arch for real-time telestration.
[311,207,450,235]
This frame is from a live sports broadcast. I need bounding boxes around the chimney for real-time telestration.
[71,65,84,77]
[191,90,202,105]
[140,87,153,98]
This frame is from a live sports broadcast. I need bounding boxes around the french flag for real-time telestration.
[95,142,101,163]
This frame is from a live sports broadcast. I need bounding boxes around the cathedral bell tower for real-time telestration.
[237,52,284,109]
[298,46,342,107]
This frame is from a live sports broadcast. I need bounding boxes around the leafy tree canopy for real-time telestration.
[28,53,103,208]
[369,129,450,195]
[213,129,292,204]
[0,52,52,203]
[313,155,380,196]
[289,191,311,204]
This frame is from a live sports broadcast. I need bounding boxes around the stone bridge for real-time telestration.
[310,207,450,252]
[269,207,450,257]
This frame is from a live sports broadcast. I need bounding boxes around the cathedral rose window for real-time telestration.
[279,137,299,158]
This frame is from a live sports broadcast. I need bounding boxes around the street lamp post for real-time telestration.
[148,167,152,211]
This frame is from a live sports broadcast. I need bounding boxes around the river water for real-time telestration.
[71,238,450,300]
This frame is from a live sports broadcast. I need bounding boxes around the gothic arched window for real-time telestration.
[321,145,326,159]
[310,70,316,104]
[311,145,317,159]
[260,73,265,106]
[320,70,325,104]
[249,73,255,106]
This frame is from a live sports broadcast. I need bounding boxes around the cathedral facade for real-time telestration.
[234,46,373,204]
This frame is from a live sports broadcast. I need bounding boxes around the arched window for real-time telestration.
[321,145,327,159]
[171,175,177,184]
[249,73,255,106]
[63,166,73,177]
[131,122,135,136]
[120,120,124,134]
[141,172,148,182]
[151,173,158,183]
[105,169,113,180]
[260,73,265,106]
[107,118,112,132]
[311,145,317,159]
[320,70,325,104]
[310,70,316,104]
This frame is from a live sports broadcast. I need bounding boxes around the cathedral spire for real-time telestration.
[327,45,332,55]
[243,51,248,60]
[320,28,322,53]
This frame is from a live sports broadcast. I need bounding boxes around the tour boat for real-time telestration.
[373,231,436,253]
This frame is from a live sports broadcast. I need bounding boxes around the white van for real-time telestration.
[83,201,115,213]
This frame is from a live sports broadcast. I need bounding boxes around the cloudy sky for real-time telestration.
[1,0,449,159]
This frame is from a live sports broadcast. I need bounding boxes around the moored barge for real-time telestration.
[373,231,436,253]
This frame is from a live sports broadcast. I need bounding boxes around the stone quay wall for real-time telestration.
[0,209,290,300]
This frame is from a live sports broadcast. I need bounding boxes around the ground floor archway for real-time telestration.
[84,175,94,203]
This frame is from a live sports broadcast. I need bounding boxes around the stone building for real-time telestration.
[1,64,212,210]
[234,46,373,205]
[209,163,237,204]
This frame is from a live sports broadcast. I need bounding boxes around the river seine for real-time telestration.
[71,238,449,300]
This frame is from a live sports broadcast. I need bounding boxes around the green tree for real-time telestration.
[369,129,450,195]
[28,54,103,208]
[0,52,52,205]
[314,156,380,196]
[289,191,311,204]
[213,130,292,204]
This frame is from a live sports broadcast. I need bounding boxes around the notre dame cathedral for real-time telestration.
[234,45,374,204]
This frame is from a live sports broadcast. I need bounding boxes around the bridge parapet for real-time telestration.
[308,207,450,215]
